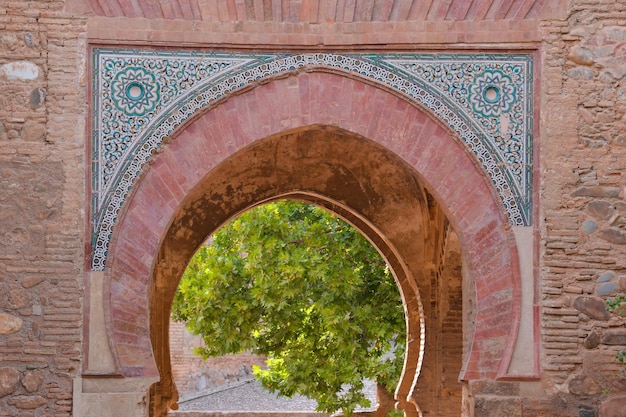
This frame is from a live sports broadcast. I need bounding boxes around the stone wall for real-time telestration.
[536,2,626,416]
[466,4,626,415]
[169,321,264,396]
[0,1,86,416]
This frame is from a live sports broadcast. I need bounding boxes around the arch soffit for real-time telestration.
[104,70,521,382]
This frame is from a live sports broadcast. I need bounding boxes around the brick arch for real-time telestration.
[74,0,568,21]
[104,71,520,387]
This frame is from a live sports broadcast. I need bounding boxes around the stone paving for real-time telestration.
[173,378,377,414]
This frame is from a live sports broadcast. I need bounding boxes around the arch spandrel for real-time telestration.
[102,71,522,392]
[92,49,534,271]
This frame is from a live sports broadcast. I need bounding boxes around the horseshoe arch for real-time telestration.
[97,70,522,416]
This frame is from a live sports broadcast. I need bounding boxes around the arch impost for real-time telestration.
[73,375,158,417]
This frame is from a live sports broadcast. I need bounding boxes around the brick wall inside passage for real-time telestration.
[169,320,265,396]
[437,233,464,416]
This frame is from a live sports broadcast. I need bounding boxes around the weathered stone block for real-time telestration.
[601,329,626,345]
[611,377,626,393]
[572,187,621,198]
[0,161,64,257]
[0,367,20,398]
[0,313,23,334]
[584,330,601,349]
[0,33,19,51]
[598,271,616,283]
[521,395,579,417]
[578,406,596,417]
[21,277,44,289]
[568,67,594,80]
[470,380,520,396]
[587,201,615,220]
[7,395,47,410]
[601,66,626,81]
[569,374,603,395]
[0,61,40,81]
[568,45,595,65]
[475,396,522,417]
[599,394,626,417]
[579,406,596,417]
[21,371,43,393]
[22,122,45,142]
[598,228,626,245]
[615,135,626,146]
[0,286,31,310]
[29,87,45,109]
[583,220,598,234]
[598,282,619,296]
[573,296,610,320]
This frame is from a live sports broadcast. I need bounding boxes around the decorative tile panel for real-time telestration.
[92,49,534,270]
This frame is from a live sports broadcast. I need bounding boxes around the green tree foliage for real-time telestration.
[172,200,406,415]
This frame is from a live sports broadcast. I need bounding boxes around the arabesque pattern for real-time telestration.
[92,49,533,270]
